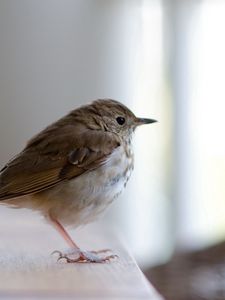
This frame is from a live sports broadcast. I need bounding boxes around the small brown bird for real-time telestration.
[0,99,156,263]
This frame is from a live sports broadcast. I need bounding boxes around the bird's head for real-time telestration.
[88,99,157,138]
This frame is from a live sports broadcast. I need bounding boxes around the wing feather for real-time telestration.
[0,128,120,200]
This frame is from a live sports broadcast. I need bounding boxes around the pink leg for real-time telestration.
[48,214,117,263]
[48,214,79,249]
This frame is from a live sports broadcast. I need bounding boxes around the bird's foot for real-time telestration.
[52,248,118,263]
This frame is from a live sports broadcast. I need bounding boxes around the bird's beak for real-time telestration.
[135,117,157,126]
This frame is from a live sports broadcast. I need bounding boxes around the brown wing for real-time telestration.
[0,128,120,200]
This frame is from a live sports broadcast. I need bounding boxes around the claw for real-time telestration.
[52,248,118,263]
[103,254,119,261]
[57,255,65,262]
[51,250,62,256]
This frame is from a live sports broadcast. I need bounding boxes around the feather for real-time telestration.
[0,116,121,200]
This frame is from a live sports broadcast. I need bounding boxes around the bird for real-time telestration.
[0,99,156,263]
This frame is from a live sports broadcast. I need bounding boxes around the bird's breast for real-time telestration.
[44,144,134,227]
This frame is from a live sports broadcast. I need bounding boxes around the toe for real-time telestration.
[101,254,119,262]
[90,249,112,254]
[52,248,118,263]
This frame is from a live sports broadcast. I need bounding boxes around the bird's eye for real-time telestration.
[116,116,125,125]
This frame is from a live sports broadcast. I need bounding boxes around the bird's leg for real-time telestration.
[49,214,79,249]
[48,214,117,263]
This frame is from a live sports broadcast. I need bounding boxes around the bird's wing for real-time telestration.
[0,128,121,200]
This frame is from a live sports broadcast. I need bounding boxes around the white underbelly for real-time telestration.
[35,145,133,227]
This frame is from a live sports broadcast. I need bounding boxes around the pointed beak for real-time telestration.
[135,117,157,126]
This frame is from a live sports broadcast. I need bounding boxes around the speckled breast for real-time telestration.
[44,143,134,227]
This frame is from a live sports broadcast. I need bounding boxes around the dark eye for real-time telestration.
[116,116,125,125]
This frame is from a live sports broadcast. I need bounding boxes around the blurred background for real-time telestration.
[0,0,225,299]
